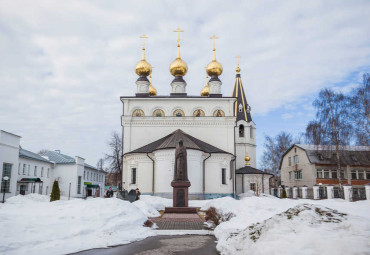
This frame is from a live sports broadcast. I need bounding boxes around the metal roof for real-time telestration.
[125,129,233,155]
[236,165,273,175]
[19,149,52,163]
[232,73,252,122]
[39,150,75,164]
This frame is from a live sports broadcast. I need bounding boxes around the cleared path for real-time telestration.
[72,235,218,255]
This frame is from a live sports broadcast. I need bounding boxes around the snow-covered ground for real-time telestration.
[200,196,370,255]
[0,194,369,255]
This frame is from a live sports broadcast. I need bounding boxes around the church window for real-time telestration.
[213,109,225,117]
[173,109,185,117]
[131,168,137,184]
[238,103,243,113]
[239,125,244,137]
[250,127,253,138]
[250,183,256,191]
[132,109,144,117]
[193,109,205,117]
[153,109,165,117]
[221,168,226,184]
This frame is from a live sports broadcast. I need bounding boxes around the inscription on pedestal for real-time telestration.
[176,189,185,207]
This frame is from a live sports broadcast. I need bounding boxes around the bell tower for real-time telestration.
[232,57,256,168]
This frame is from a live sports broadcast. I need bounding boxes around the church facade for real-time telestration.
[121,31,269,199]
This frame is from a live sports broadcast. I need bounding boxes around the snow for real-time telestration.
[0,194,155,255]
[201,196,370,255]
[133,200,161,217]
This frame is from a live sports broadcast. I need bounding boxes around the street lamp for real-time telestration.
[68,181,71,200]
[2,176,9,203]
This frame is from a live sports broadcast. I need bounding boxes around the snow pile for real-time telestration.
[0,194,155,255]
[140,195,172,210]
[201,196,370,255]
[133,200,161,217]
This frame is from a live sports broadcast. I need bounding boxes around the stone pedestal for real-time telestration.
[293,187,298,199]
[326,185,334,199]
[365,184,370,200]
[278,186,282,198]
[302,186,308,199]
[171,181,191,207]
[343,185,352,202]
[313,185,319,200]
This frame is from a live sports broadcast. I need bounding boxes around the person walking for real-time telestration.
[135,188,141,200]
[106,187,114,198]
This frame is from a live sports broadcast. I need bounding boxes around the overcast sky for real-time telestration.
[1,0,369,167]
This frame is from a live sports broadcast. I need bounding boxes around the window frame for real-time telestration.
[131,168,137,184]
[221,168,226,184]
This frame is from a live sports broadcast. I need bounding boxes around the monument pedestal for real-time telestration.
[171,180,191,207]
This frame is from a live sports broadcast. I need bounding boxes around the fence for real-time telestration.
[333,187,344,199]
[319,187,327,199]
[298,188,302,198]
[353,188,366,201]
[307,188,314,199]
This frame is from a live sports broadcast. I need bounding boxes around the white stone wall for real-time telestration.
[0,131,21,200]
[235,120,257,168]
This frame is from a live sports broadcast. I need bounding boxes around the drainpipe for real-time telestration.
[242,173,244,193]
[147,153,155,195]
[233,120,237,198]
[262,173,264,194]
[203,153,211,199]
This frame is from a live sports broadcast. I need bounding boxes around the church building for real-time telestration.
[121,30,271,199]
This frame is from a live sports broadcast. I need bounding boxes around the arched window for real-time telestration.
[239,125,244,137]
[250,127,253,138]
[132,109,144,117]
[173,109,185,117]
[238,103,243,113]
[153,109,165,117]
[193,109,205,117]
[213,109,225,117]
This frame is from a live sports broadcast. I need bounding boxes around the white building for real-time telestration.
[0,130,106,200]
[121,33,271,199]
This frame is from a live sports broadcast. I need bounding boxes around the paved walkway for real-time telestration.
[72,235,218,255]
[150,213,205,230]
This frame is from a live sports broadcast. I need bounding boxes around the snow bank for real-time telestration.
[202,196,370,255]
[133,200,161,217]
[0,194,155,255]
[140,195,209,209]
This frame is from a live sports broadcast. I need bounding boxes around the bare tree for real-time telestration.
[305,120,327,145]
[349,73,370,145]
[261,131,293,187]
[312,88,353,189]
[105,131,123,187]
[96,158,104,171]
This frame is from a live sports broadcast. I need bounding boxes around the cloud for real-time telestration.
[0,0,370,164]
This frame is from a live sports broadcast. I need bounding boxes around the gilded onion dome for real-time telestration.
[135,34,152,76]
[245,150,251,165]
[169,27,188,77]
[206,34,223,76]
[201,75,209,96]
[149,75,157,96]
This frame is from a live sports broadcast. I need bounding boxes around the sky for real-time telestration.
[1,0,369,168]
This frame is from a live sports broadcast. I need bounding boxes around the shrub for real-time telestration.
[50,180,61,202]
[205,206,235,227]
[281,188,287,199]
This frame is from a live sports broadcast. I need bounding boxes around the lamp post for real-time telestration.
[2,176,9,203]
[68,181,71,200]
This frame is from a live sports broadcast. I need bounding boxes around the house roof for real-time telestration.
[19,149,52,163]
[232,73,252,122]
[279,144,370,169]
[125,129,233,155]
[39,150,99,170]
[236,165,273,175]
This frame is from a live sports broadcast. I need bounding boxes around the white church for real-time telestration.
[121,30,272,199]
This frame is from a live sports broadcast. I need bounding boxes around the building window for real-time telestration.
[351,170,357,180]
[288,157,291,166]
[47,168,50,178]
[250,183,256,191]
[331,170,337,179]
[193,109,205,117]
[294,148,297,153]
[295,171,302,180]
[239,125,244,137]
[28,165,30,175]
[41,167,44,177]
[34,166,37,176]
[23,164,26,175]
[221,168,226,184]
[18,163,20,175]
[84,171,86,179]
[367,171,370,180]
[324,169,330,179]
[153,109,165,117]
[46,186,48,195]
[213,109,225,117]
[132,109,144,117]
[77,176,81,194]
[358,170,365,180]
[173,109,185,117]
[238,103,243,112]
[131,168,137,184]
[250,127,253,138]
[317,169,323,178]
[39,184,43,194]
[1,163,12,193]
[294,155,299,165]
[289,171,292,180]
[340,171,345,179]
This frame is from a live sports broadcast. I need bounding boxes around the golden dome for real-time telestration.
[149,75,157,96]
[201,75,209,96]
[206,59,223,76]
[169,57,188,76]
[245,151,251,165]
[236,66,241,73]
[135,58,152,76]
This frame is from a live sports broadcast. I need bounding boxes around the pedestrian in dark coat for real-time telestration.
[135,188,141,200]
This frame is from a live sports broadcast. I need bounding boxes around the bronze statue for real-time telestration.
[174,140,188,181]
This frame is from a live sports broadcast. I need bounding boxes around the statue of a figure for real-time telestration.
[174,140,188,181]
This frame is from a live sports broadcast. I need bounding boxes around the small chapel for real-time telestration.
[121,29,272,199]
